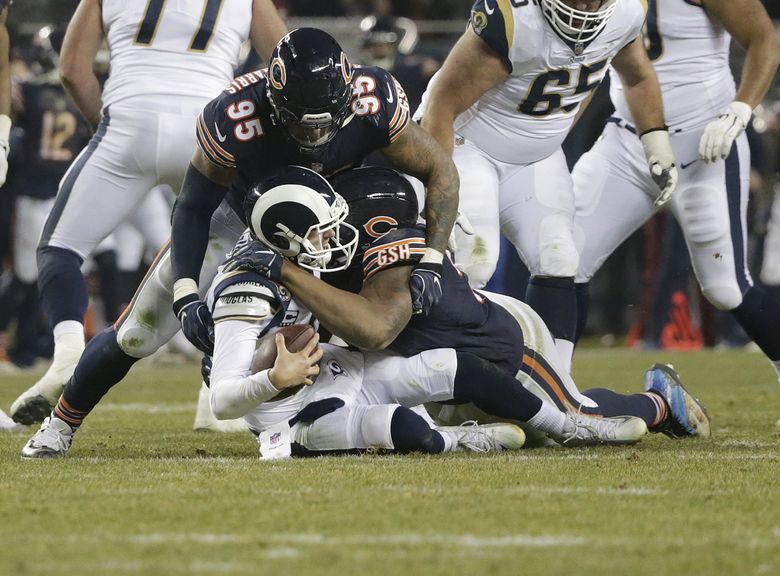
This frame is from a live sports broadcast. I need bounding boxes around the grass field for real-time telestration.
[1,348,779,576]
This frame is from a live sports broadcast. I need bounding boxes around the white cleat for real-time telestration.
[11,339,83,425]
[21,416,74,459]
[439,420,526,452]
[193,382,249,433]
[557,412,647,446]
[0,408,25,433]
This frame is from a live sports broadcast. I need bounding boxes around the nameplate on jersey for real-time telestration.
[213,283,275,322]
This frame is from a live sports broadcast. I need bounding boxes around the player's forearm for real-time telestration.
[250,0,288,61]
[734,34,780,109]
[60,73,102,128]
[170,164,227,284]
[622,75,665,134]
[421,160,459,257]
[421,108,457,157]
[281,263,401,349]
[211,370,279,419]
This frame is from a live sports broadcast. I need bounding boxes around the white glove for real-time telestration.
[698,101,752,164]
[640,128,678,208]
[447,210,475,253]
[0,115,10,188]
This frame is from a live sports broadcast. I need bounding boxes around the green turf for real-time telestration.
[2,350,779,576]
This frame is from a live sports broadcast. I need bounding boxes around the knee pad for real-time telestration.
[700,283,744,311]
[456,233,500,289]
[537,214,579,277]
[116,321,168,359]
[678,185,729,248]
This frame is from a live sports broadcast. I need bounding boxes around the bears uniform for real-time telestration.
[195,65,410,220]
[572,0,780,377]
[361,226,524,373]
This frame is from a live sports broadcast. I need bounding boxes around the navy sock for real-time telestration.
[582,388,659,427]
[525,276,577,342]
[94,250,121,323]
[732,286,780,360]
[574,282,590,344]
[37,245,88,327]
[62,327,138,415]
[454,351,542,422]
[390,406,444,454]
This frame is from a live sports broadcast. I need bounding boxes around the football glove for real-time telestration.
[699,101,752,164]
[410,248,444,316]
[221,240,283,282]
[447,210,475,253]
[173,293,215,355]
[201,355,213,388]
[640,128,678,208]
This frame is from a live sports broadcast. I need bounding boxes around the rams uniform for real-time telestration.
[416,0,648,287]
[573,0,753,316]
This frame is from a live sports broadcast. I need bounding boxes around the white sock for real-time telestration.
[554,338,574,374]
[437,429,457,452]
[52,320,85,343]
[526,401,567,436]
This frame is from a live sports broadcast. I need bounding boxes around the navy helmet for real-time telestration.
[267,28,354,153]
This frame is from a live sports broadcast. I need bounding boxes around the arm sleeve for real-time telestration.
[209,318,281,419]
[170,163,228,283]
[469,0,514,72]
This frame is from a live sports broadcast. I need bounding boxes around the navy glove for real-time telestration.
[173,293,215,355]
[201,355,213,388]
[222,240,283,282]
[409,259,443,317]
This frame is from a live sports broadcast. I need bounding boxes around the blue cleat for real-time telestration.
[644,363,710,438]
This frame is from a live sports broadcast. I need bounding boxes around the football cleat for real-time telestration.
[439,421,526,452]
[21,416,74,459]
[558,412,647,446]
[11,338,83,425]
[644,363,711,438]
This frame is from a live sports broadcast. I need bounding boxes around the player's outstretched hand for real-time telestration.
[268,332,322,389]
[222,239,283,281]
[173,294,215,355]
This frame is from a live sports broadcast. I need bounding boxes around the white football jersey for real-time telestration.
[101,0,252,109]
[421,0,646,165]
[611,0,735,130]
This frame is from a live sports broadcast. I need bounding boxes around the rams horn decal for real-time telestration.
[472,10,488,35]
[270,57,286,90]
[340,51,353,83]
[363,216,398,239]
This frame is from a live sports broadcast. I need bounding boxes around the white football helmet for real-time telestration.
[540,0,617,44]
[248,166,358,272]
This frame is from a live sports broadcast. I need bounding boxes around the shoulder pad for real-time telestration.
[362,227,426,280]
[213,282,276,323]
[470,0,514,71]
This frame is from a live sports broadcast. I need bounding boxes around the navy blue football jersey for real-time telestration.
[196,66,410,220]
[361,226,525,373]
[15,77,92,199]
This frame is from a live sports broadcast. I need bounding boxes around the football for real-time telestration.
[250,324,317,374]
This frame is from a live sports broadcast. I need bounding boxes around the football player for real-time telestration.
[222,166,707,446]
[571,0,780,383]
[10,0,288,424]
[417,0,677,372]
[21,167,519,457]
[18,28,459,450]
